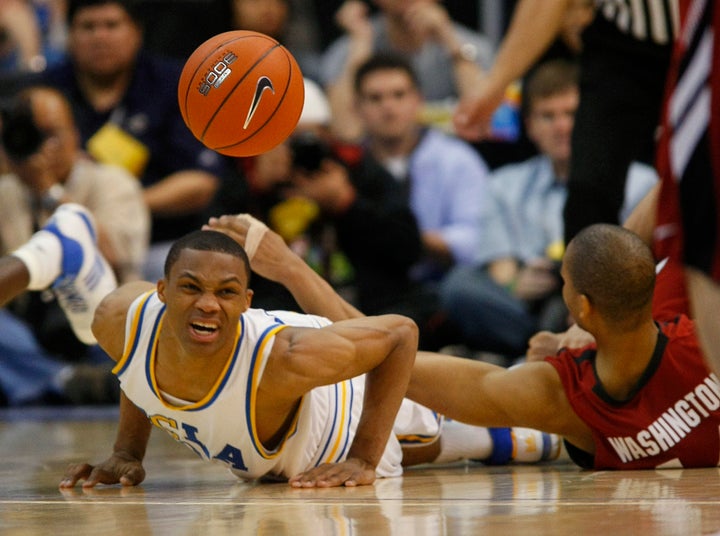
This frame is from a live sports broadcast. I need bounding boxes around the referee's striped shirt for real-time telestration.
[598,0,680,44]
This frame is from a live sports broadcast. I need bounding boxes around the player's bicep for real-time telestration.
[269,326,360,390]
[408,354,569,433]
[480,363,573,433]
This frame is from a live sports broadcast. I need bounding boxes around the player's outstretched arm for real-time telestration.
[205,214,363,321]
[59,392,152,488]
[407,352,590,449]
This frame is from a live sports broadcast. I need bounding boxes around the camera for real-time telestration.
[289,131,333,172]
[0,100,44,161]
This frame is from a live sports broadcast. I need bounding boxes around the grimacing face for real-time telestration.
[158,248,253,356]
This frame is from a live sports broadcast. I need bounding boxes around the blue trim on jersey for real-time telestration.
[144,306,165,393]
[316,383,340,465]
[114,294,154,377]
[245,321,285,456]
[183,314,246,412]
[335,379,355,463]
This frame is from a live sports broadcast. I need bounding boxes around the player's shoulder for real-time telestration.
[253,308,332,328]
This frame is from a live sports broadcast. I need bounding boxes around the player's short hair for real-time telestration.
[354,53,420,95]
[164,230,251,285]
[565,224,655,329]
[522,59,579,118]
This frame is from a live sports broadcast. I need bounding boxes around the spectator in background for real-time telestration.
[319,0,494,142]
[452,0,677,245]
[0,85,147,406]
[229,0,322,81]
[37,0,228,282]
[136,0,323,83]
[354,53,490,288]
[0,0,67,75]
[439,59,658,364]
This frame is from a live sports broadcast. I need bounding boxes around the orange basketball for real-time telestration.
[178,30,305,157]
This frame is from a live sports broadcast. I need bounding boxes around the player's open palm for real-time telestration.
[59,453,145,489]
[288,457,376,488]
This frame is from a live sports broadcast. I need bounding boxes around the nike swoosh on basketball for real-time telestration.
[244,76,275,129]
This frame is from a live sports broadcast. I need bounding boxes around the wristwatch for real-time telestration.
[40,184,66,211]
[452,43,479,64]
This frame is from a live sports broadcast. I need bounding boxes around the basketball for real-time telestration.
[178,30,305,157]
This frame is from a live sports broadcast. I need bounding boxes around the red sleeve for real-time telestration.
[652,258,690,321]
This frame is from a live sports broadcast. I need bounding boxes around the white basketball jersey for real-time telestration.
[112,291,408,481]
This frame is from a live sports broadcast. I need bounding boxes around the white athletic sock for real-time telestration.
[10,230,62,290]
[435,419,493,464]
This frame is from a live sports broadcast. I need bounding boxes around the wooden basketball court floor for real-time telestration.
[2,407,720,535]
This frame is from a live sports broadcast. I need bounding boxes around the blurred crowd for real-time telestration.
[0,0,703,406]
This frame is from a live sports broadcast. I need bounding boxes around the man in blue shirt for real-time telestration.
[350,52,491,350]
[440,59,658,363]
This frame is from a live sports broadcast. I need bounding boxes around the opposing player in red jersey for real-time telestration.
[420,226,720,469]
[407,223,720,470]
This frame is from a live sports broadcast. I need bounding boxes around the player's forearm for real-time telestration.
[347,317,418,467]
[281,254,364,321]
[112,392,152,461]
[406,352,511,427]
[0,256,30,307]
[485,0,570,92]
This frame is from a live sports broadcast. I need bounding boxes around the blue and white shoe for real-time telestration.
[42,204,117,345]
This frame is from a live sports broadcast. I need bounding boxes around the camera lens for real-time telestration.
[1,101,44,161]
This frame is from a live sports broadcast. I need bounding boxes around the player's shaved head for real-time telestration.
[565,224,655,329]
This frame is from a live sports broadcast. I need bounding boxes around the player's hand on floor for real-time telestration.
[59,453,145,488]
[288,457,376,488]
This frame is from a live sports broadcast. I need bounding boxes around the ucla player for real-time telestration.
[3,205,558,488]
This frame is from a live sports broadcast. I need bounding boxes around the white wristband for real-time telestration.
[235,214,268,261]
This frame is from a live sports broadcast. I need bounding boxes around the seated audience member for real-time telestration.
[319,0,494,141]
[440,59,658,364]
[353,53,490,289]
[0,85,147,406]
[229,0,322,82]
[37,0,228,282]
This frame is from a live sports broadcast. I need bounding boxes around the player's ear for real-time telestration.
[157,278,167,303]
[245,288,254,309]
[577,294,592,323]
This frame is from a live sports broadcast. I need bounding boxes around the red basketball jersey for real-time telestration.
[547,315,720,469]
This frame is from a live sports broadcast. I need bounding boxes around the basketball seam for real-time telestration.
[180,33,276,128]
[215,48,300,152]
[200,44,282,142]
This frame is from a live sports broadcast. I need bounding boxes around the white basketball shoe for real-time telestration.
[42,204,117,345]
